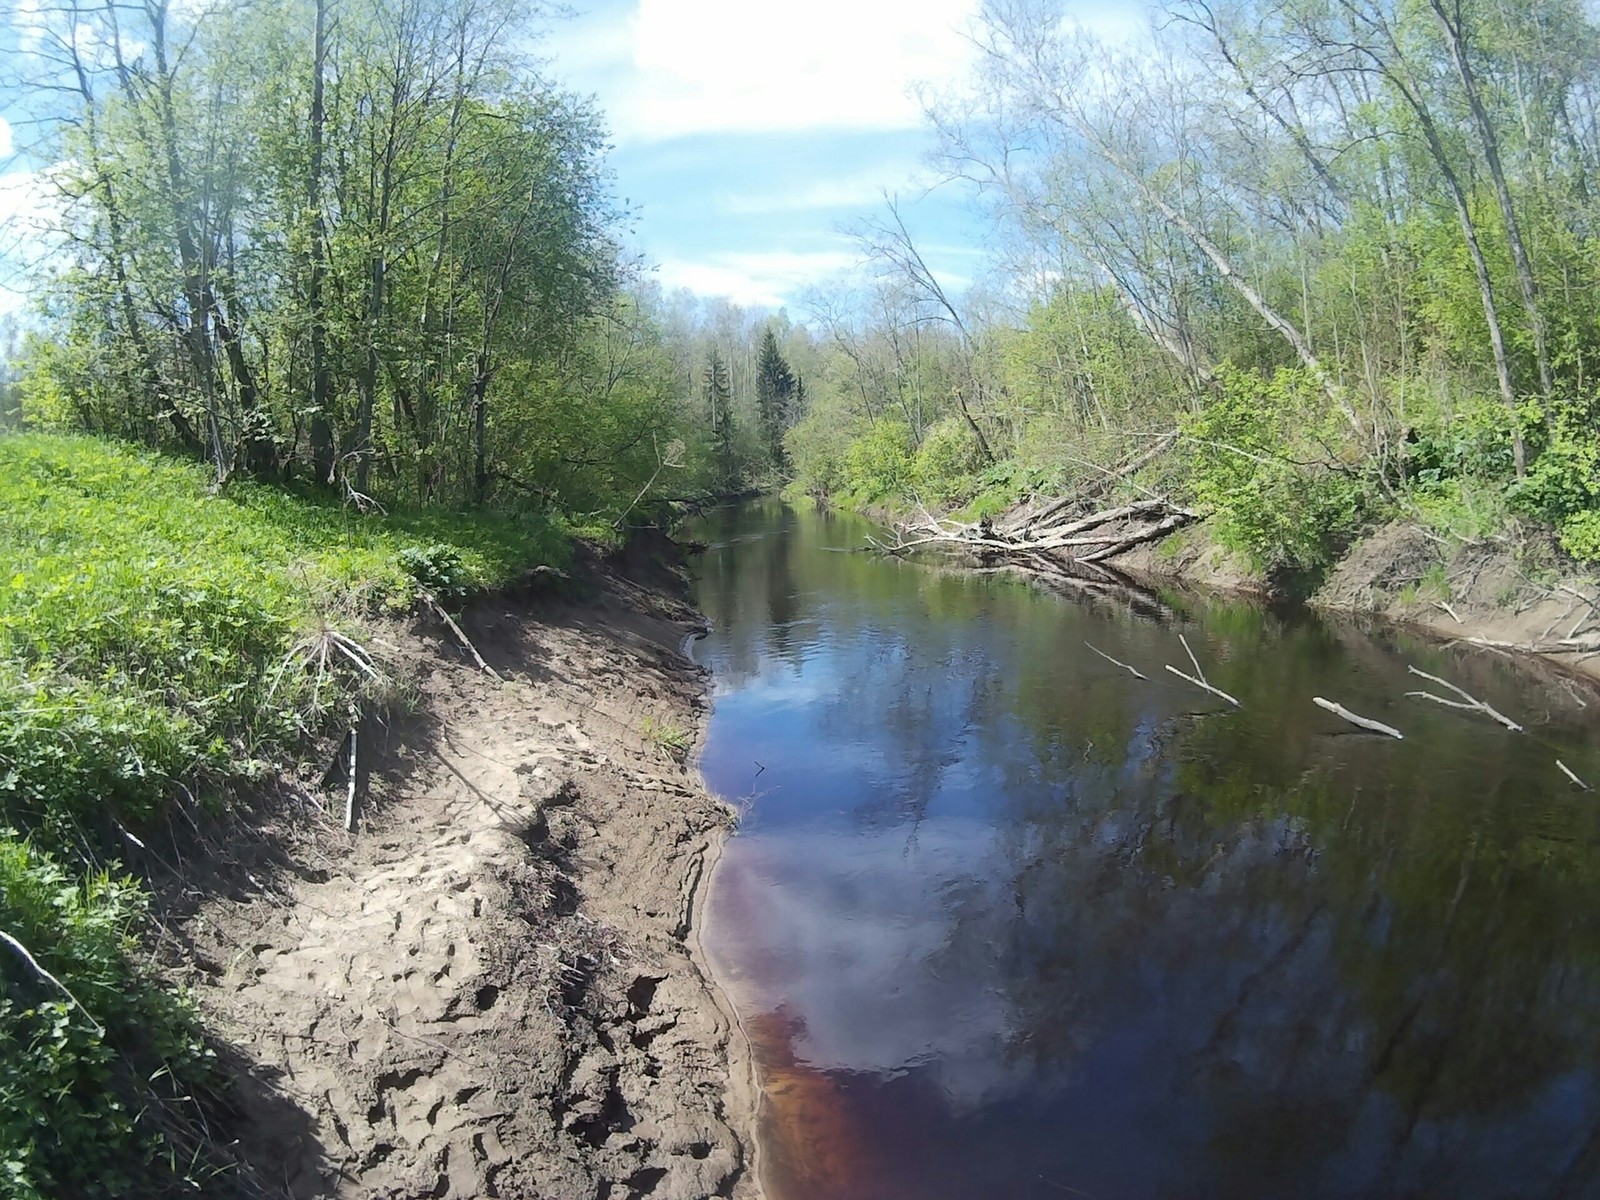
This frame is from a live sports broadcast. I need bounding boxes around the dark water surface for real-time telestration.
[689,498,1600,1200]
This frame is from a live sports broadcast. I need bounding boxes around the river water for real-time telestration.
[689,498,1600,1200]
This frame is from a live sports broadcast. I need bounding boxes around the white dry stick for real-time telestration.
[1314,697,1404,739]
[425,593,504,681]
[1164,664,1241,707]
[1404,665,1523,732]
[1557,759,1593,791]
[1086,642,1148,680]
[1165,632,1239,706]
[1435,601,1463,624]
[344,726,358,832]
[0,929,106,1037]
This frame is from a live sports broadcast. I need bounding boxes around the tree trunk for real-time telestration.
[308,0,335,485]
[1430,0,1553,404]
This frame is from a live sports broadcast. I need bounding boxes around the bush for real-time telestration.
[1183,368,1370,579]
[912,418,985,504]
[1560,511,1600,561]
[840,422,915,503]
[1406,399,1530,487]
[397,544,472,604]
[0,834,214,1199]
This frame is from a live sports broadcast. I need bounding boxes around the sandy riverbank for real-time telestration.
[163,536,761,1199]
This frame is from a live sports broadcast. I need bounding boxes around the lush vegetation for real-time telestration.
[771,0,1600,588]
[0,432,575,1194]
[8,0,1600,1186]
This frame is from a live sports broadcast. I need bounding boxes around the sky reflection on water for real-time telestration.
[693,499,1600,1200]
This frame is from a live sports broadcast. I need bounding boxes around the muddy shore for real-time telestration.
[167,537,762,1200]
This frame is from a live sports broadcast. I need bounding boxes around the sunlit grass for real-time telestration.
[0,432,570,846]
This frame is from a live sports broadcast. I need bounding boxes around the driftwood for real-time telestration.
[1557,759,1593,791]
[875,497,1199,565]
[1314,696,1404,739]
[1164,634,1240,707]
[1404,665,1523,731]
[1086,642,1148,680]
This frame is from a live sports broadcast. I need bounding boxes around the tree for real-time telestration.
[755,326,796,467]
[704,347,735,488]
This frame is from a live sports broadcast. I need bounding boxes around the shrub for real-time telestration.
[397,543,472,604]
[0,834,214,1199]
[840,422,915,503]
[1183,368,1371,579]
[912,418,985,504]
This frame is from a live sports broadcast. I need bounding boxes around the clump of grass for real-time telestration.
[641,713,692,762]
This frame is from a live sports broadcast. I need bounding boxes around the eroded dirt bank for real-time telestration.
[171,538,759,1199]
[1116,521,1600,688]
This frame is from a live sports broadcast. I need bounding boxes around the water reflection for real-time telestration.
[693,498,1600,1200]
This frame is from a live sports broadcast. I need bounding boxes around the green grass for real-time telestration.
[0,432,580,1196]
[0,432,570,847]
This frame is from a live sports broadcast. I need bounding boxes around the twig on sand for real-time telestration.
[1404,665,1522,732]
[1314,697,1403,739]
[424,592,503,681]
[1085,642,1148,680]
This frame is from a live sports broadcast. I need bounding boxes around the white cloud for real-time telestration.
[655,249,859,307]
[563,0,981,143]
[0,165,65,315]
[717,167,918,216]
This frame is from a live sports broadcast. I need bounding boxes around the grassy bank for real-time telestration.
[0,432,573,1197]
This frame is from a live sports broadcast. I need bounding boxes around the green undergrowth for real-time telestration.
[0,431,574,1196]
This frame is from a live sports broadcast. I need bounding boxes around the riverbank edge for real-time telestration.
[830,494,1600,688]
[170,534,765,1198]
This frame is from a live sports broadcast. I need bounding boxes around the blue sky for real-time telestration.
[539,0,1001,312]
[0,0,1150,317]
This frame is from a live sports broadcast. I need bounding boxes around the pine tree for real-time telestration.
[754,327,796,467]
[704,348,735,488]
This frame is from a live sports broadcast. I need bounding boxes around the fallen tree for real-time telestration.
[871,496,1200,565]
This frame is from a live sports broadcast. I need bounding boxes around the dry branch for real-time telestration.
[877,496,1198,567]
[1086,642,1148,680]
[1404,665,1522,731]
[1557,759,1593,791]
[1314,697,1403,739]
[424,593,503,681]
[344,723,358,832]
[1164,664,1240,707]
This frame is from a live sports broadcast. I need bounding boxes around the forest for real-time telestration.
[3,0,1600,1192]
[778,0,1600,587]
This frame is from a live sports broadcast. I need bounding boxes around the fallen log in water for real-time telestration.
[1314,696,1404,739]
[874,496,1200,566]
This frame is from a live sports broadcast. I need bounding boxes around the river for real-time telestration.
[689,497,1600,1200]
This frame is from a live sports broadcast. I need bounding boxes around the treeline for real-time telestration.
[5,0,817,516]
[780,0,1600,583]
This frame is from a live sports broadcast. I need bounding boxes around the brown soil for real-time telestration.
[168,540,760,1200]
[1314,521,1600,686]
